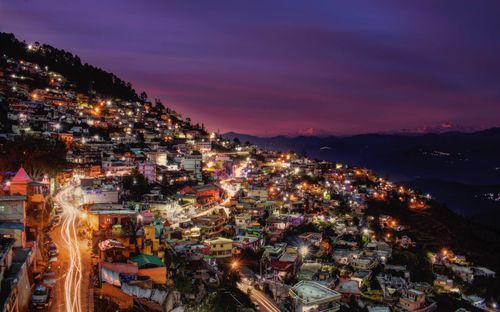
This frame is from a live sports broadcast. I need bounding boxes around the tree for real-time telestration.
[122,170,150,201]
[0,135,68,178]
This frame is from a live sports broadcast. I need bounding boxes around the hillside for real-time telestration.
[0,32,140,101]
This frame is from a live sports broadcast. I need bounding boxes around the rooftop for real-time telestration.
[11,167,32,183]
[290,281,341,306]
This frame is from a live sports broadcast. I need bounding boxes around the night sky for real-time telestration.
[2,1,500,136]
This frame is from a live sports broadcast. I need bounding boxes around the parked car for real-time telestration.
[45,242,57,250]
[31,284,52,309]
[42,271,57,287]
[51,215,61,226]
[44,234,53,243]
[47,248,59,257]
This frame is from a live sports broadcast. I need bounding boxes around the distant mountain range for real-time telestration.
[225,128,500,184]
[225,128,500,229]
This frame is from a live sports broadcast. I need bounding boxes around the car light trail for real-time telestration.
[54,185,84,312]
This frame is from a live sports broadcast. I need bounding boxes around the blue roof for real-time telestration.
[0,223,24,230]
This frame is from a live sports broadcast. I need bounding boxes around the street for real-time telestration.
[51,184,92,312]
[237,280,281,312]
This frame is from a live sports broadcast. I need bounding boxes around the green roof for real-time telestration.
[128,254,165,268]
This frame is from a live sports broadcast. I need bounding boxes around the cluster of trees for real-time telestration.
[0,135,68,178]
[0,32,139,101]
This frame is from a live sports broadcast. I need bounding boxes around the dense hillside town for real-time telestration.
[0,33,499,312]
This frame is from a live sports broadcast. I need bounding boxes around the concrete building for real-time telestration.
[204,237,233,259]
[81,186,119,205]
[289,281,341,312]
[0,196,27,247]
[181,154,202,180]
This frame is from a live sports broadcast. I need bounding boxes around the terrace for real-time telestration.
[289,281,341,312]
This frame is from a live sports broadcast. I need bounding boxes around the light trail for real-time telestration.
[220,160,248,205]
[54,184,84,312]
[237,281,281,312]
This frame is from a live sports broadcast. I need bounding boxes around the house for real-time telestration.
[398,289,434,311]
[204,237,233,259]
[352,270,372,287]
[180,184,221,206]
[8,168,32,196]
[234,213,252,231]
[137,162,156,183]
[289,281,341,312]
[246,187,268,200]
[332,249,361,266]
[0,241,32,312]
[335,278,362,303]
[271,247,301,277]
[352,255,378,270]
[232,236,263,251]
[265,216,290,242]
[433,274,453,290]
[192,215,226,238]
[181,154,202,180]
[449,264,474,283]
[80,184,119,205]
[297,262,322,281]
[87,203,136,232]
[0,196,27,247]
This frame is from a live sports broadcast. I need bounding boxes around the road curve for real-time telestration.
[53,184,86,312]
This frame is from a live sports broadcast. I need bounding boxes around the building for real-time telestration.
[246,187,268,200]
[8,168,31,196]
[0,240,32,312]
[180,184,221,206]
[81,186,119,205]
[289,281,341,312]
[146,151,168,167]
[204,237,233,259]
[137,162,156,183]
[0,196,27,247]
[398,289,433,311]
[181,154,202,180]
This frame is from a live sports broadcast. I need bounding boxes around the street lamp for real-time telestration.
[299,246,309,257]
[231,260,240,270]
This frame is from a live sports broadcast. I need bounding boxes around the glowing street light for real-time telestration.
[299,246,309,257]
[231,260,240,270]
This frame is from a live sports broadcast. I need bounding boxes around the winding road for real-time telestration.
[52,183,91,312]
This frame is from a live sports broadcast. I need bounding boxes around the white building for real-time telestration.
[81,186,119,205]
[137,162,156,183]
[146,151,168,167]
[181,154,202,180]
[289,281,341,312]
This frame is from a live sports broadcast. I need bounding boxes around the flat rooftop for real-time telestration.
[290,281,341,306]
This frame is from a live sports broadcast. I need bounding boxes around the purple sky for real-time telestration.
[1,1,500,135]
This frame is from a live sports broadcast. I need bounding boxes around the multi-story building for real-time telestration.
[204,237,233,259]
